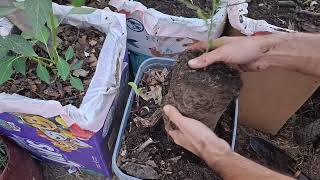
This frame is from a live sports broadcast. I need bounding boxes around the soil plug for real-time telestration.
[164,50,242,131]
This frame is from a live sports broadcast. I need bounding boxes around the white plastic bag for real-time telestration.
[0,3,127,133]
[227,0,293,35]
[109,0,227,57]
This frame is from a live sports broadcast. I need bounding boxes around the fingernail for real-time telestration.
[188,58,199,67]
[163,105,170,114]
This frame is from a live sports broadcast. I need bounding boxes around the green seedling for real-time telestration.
[71,0,86,7]
[128,82,143,96]
[179,0,221,51]
[0,0,95,91]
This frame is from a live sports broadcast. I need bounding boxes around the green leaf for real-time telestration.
[36,63,50,83]
[68,7,95,15]
[65,47,74,61]
[70,60,83,70]
[71,0,86,7]
[47,14,59,31]
[34,26,50,45]
[197,9,209,20]
[0,48,8,59]
[70,76,84,91]
[24,0,52,33]
[0,6,16,17]
[13,57,27,75]
[0,56,15,85]
[57,57,70,81]
[2,35,37,57]
[21,31,34,40]
[128,82,141,95]
[13,2,25,10]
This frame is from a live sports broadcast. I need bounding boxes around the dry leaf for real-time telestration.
[73,69,89,77]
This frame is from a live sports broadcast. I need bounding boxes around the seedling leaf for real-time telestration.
[70,60,83,70]
[128,82,142,95]
[13,57,27,75]
[36,63,50,83]
[0,6,16,17]
[21,31,34,40]
[47,15,59,31]
[57,57,70,81]
[71,0,86,7]
[70,76,84,91]
[65,47,74,61]
[25,0,52,33]
[68,7,95,14]
[34,26,50,45]
[0,56,15,85]
[3,35,37,57]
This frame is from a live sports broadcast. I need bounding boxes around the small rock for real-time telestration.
[84,51,90,57]
[79,36,87,45]
[258,3,264,6]
[89,40,98,46]
[120,162,159,179]
[88,54,98,63]
[73,69,89,77]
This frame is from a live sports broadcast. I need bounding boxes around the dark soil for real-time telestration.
[236,88,320,180]
[53,0,110,9]
[164,50,242,131]
[138,0,214,18]
[118,66,237,179]
[247,0,320,32]
[0,25,105,107]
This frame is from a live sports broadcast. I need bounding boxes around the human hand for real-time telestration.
[187,36,274,71]
[163,105,231,166]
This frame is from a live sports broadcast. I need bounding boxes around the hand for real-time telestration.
[163,105,231,165]
[187,36,274,71]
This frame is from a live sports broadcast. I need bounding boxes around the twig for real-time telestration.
[135,138,154,153]
[296,9,320,17]
[278,0,296,7]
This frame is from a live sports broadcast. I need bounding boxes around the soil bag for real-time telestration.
[109,0,227,73]
[0,3,128,177]
[227,0,293,35]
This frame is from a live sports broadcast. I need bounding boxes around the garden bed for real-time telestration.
[0,25,105,107]
[247,0,320,32]
[236,89,320,179]
[116,60,240,179]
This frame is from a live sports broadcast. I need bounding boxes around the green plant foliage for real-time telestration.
[128,82,143,96]
[0,0,96,91]
[71,0,86,7]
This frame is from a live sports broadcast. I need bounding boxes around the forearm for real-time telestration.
[260,33,320,77]
[206,151,294,180]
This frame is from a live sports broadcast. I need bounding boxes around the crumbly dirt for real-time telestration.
[164,50,242,131]
[138,0,215,18]
[248,0,320,32]
[42,163,106,180]
[118,66,237,179]
[0,25,105,107]
[53,0,110,9]
[236,89,320,180]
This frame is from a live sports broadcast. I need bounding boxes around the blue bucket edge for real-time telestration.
[112,57,239,180]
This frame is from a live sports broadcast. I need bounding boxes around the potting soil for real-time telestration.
[118,67,236,179]
[248,0,320,32]
[139,0,215,18]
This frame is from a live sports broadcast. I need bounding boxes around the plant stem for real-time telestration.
[49,13,59,63]
[30,57,50,67]
[37,56,55,63]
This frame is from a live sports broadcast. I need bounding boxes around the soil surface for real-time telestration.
[0,25,105,107]
[139,0,214,18]
[118,67,237,180]
[248,0,320,32]
[236,88,320,180]
[53,0,110,9]
[164,50,242,131]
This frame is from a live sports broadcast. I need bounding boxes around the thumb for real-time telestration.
[163,105,183,127]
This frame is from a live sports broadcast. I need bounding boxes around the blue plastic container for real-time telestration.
[112,58,239,180]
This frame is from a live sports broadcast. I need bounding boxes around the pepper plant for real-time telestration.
[0,0,95,91]
[179,0,221,51]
